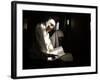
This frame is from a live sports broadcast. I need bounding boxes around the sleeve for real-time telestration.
[35,24,54,54]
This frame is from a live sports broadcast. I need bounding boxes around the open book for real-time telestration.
[48,46,65,61]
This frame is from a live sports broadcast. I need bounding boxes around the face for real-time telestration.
[46,19,55,32]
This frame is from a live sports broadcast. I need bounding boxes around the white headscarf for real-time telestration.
[46,19,56,29]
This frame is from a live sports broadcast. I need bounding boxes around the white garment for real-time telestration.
[35,23,65,60]
[42,25,54,53]
[35,23,54,54]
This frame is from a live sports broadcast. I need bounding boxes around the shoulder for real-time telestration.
[36,23,46,30]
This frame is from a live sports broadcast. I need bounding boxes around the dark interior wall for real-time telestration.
[71,13,91,66]
[23,10,91,69]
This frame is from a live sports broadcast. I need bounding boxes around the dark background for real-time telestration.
[23,10,91,69]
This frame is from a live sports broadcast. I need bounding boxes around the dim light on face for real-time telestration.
[46,19,56,29]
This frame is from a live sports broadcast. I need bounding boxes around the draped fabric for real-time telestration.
[35,23,73,61]
[50,30,64,48]
[35,23,64,54]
